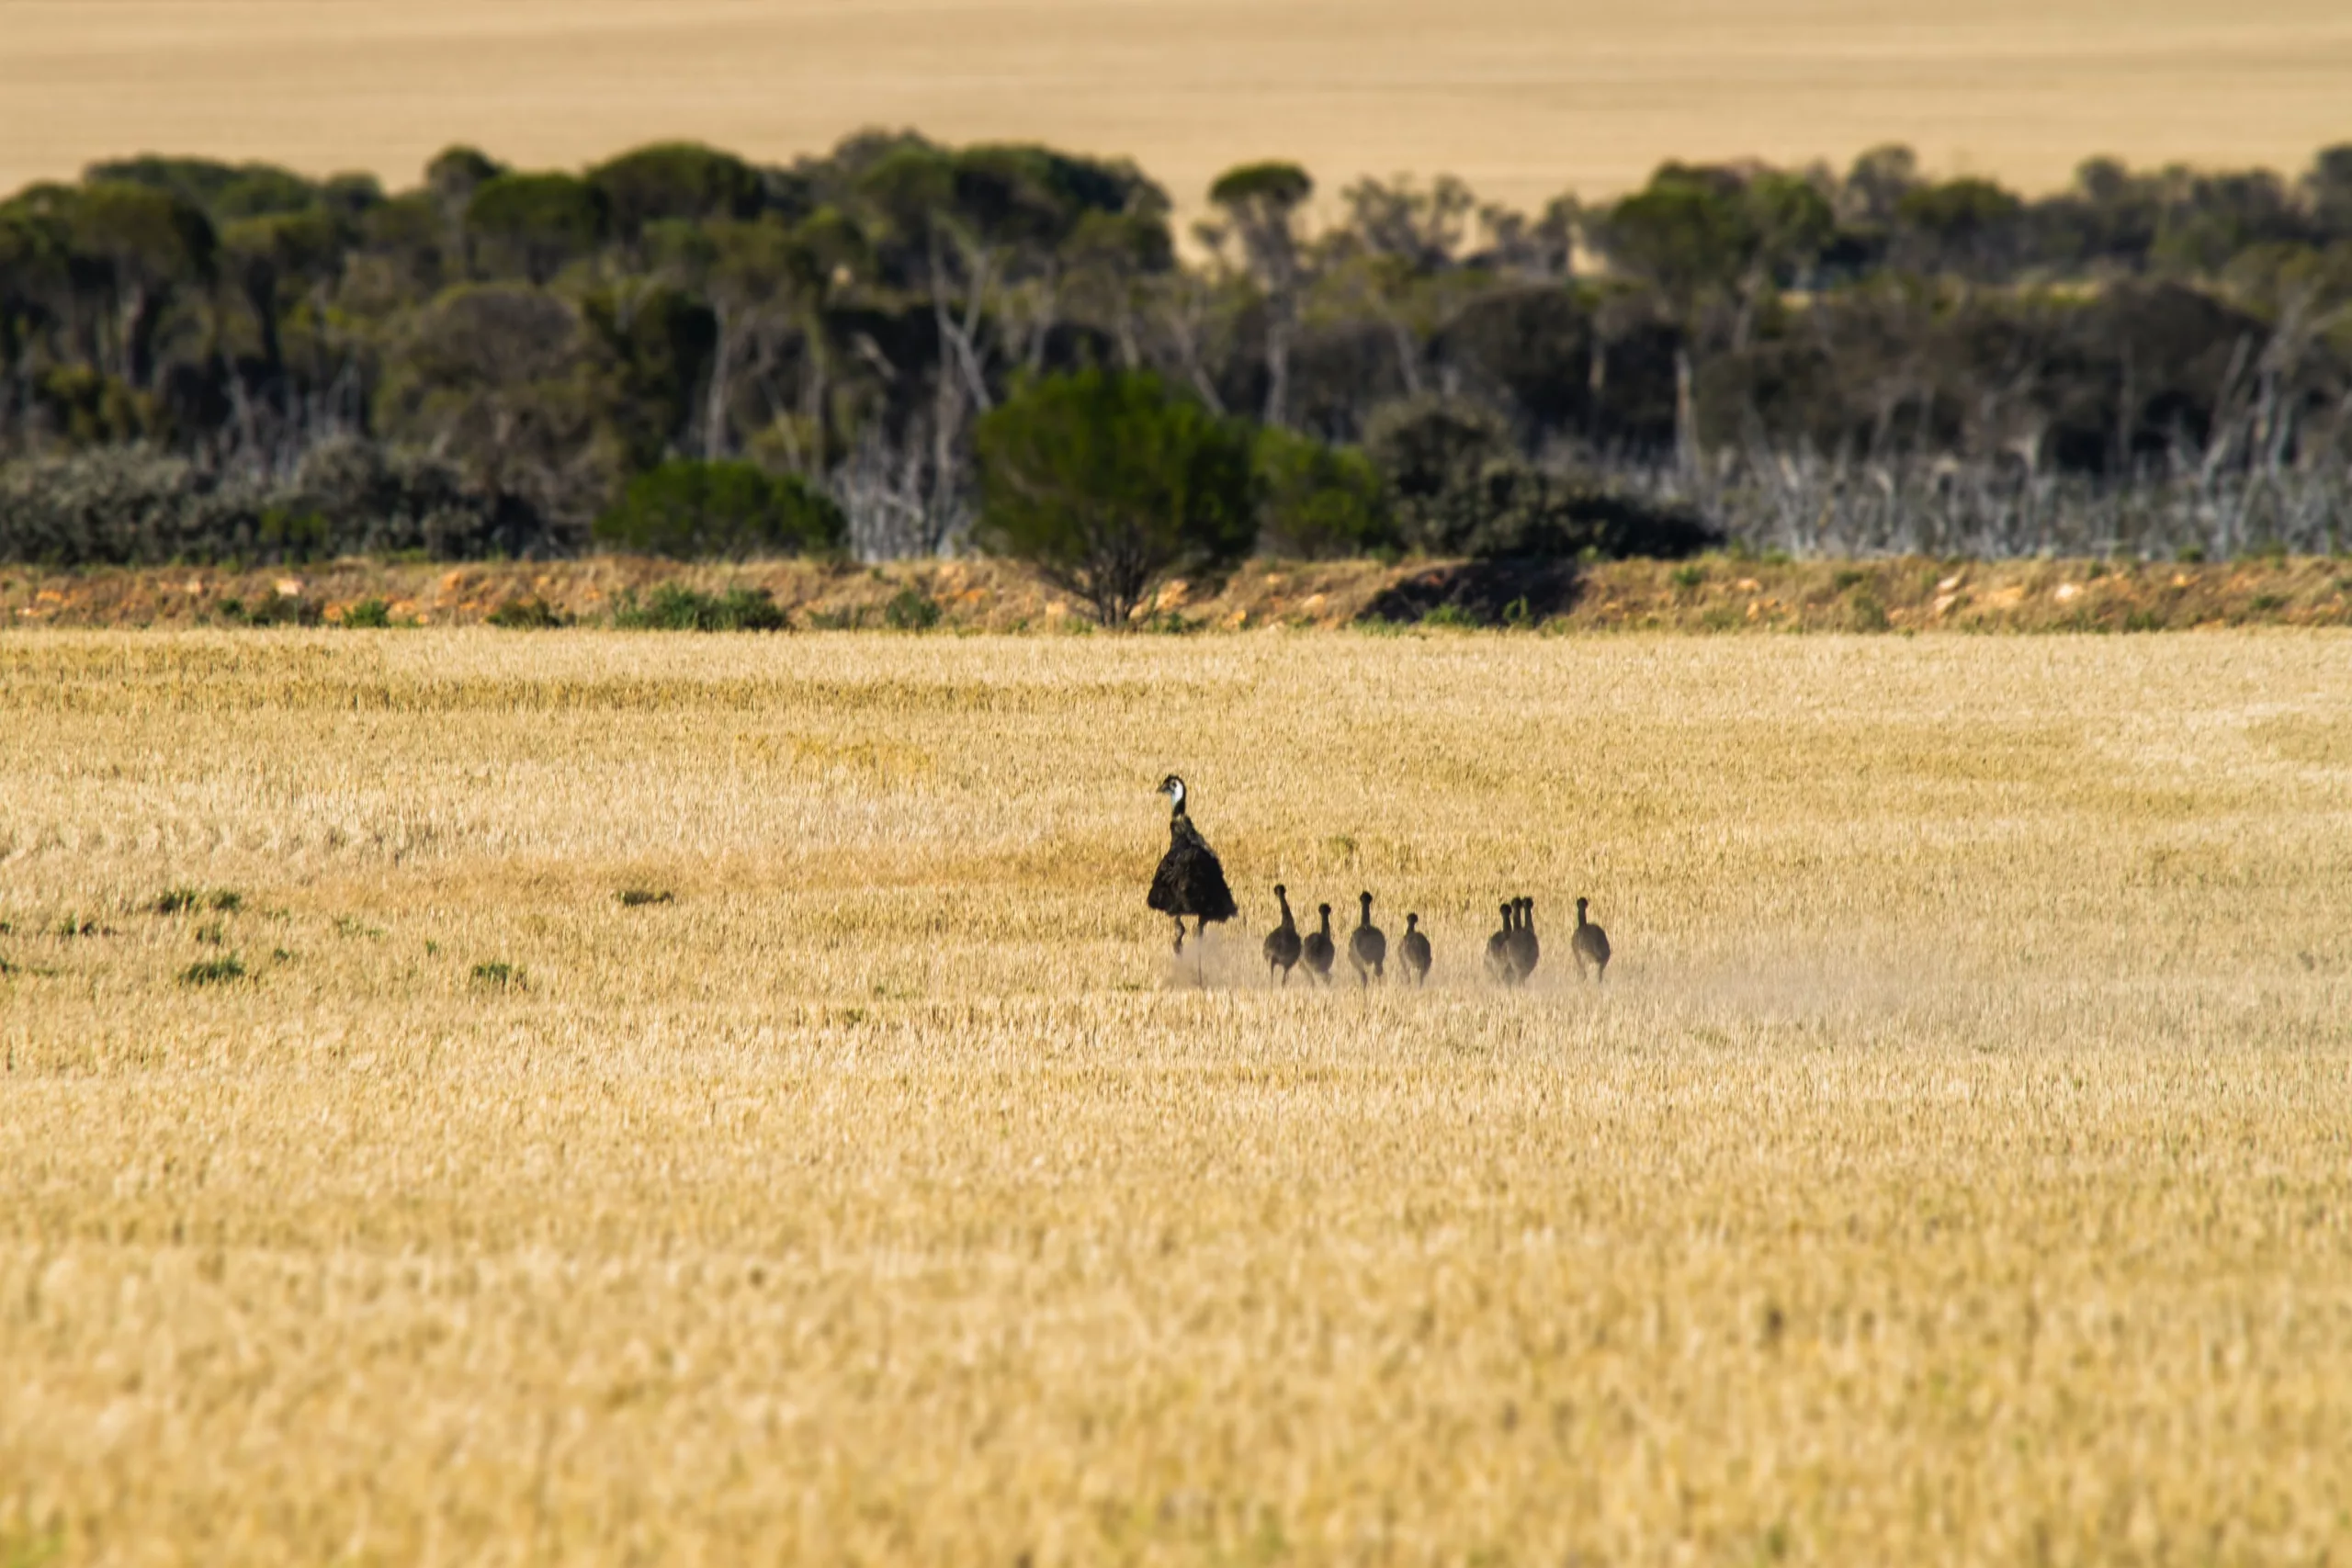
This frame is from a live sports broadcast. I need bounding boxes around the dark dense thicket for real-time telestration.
[6,133,2352,562]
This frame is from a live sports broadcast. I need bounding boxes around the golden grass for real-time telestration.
[7,2,2352,210]
[4,628,2351,1563]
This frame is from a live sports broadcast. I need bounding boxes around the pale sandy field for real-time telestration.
[3,628,2351,1563]
[5,1,2351,211]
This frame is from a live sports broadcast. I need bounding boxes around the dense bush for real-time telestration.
[1254,426,1394,558]
[610,581,790,631]
[593,459,846,559]
[1363,398,1717,558]
[975,369,1257,626]
[0,439,552,566]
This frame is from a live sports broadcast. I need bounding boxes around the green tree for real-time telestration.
[1896,178,2026,281]
[589,142,764,243]
[426,146,505,211]
[646,215,824,461]
[2305,145,2352,240]
[1593,168,1755,317]
[373,283,622,524]
[594,458,844,558]
[1254,426,1393,558]
[465,172,605,283]
[975,369,1255,626]
[65,181,218,389]
[1207,161,1313,426]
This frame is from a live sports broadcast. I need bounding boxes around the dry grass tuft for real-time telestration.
[3,628,2350,1562]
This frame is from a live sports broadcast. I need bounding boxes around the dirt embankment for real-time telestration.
[6,554,2350,633]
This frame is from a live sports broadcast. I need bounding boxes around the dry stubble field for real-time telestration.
[3,628,2351,1563]
[8,1,2352,210]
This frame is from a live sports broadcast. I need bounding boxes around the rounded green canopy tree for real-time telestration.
[974,369,1256,627]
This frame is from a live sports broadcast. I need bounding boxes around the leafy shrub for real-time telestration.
[341,597,394,628]
[1363,397,1719,560]
[0,438,554,566]
[611,582,788,631]
[883,586,943,630]
[486,595,566,628]
[1254,427,1395,558]
[975,369,1256,626]
[594,459,845,559]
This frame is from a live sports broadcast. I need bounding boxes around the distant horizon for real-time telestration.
[5,0,2348,212]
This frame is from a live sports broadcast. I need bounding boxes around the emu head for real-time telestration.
[1157,773,1186,813]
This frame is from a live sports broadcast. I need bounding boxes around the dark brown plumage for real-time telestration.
[1301,903,1337,985]
[1147,774,1237,954]
[1571,897,1611,982]
[1485,901,1515,985]
[1400,913,1431,986]
[1505,896,1540,984]
[1349,890,1385,987]
[1263,885,1303,985]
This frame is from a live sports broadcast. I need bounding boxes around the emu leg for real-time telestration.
[1171,917,1186,954]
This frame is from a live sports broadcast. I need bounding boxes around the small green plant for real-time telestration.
[341,597,394,628]
[1832,568,1870,593]
[2248,593,2287,615]
[51,916,100,938]
[1138,610,1199,635]
[616,888,674,908]
[804,606,868,630]
[152,888,202,915]
[1670,563,1707,591]
[209,889,242,912]
[1849,592,1890,632]
[612,583,789,632]
[883,586,944,631]
[487,595,566,629]
[471,960,525,989]
[179,953,247,987]
[334,915,385,940]
[195,920,225,946]
[1500,595,1534,628]
[2177,544,2207,564]
[1419,604,1480,629]
[2123,609,2165,633]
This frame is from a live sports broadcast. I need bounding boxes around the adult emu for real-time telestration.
[1148,774,1238,955]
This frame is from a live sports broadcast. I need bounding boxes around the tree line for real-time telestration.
[5,131,2352,568]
